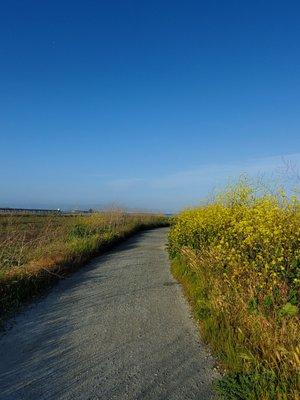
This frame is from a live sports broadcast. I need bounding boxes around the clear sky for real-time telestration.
[1,1,300,212]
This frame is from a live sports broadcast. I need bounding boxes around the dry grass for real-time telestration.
[0,211,168,320]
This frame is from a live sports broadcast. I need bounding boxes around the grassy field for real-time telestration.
[168,183,300,400]
[0,211,168,320]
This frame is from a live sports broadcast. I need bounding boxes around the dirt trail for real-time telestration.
[0,228,218,399]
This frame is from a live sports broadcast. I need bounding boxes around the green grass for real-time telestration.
[171,254,299,400]
[0,211,169,322]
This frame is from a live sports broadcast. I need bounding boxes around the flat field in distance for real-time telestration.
[0,211,168,319]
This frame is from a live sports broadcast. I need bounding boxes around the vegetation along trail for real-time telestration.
[0,227,218,400]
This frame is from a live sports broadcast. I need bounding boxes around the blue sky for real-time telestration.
[1,1,300,211]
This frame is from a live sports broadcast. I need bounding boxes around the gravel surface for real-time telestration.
[0,227,219,400]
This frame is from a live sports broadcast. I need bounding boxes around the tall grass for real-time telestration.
[0,211,168,320]
[168,182,300,399]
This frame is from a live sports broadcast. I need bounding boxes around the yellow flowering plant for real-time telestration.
[169,181,300,399]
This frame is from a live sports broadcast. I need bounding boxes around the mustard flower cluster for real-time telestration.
[169,185,300,293]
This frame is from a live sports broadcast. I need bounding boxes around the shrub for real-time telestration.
[169,182,300,399]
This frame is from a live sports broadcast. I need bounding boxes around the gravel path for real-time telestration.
[0,228,218,400]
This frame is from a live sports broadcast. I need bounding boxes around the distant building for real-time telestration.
[0,207,62,214]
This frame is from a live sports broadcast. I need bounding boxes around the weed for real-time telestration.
[169,181,300,399]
